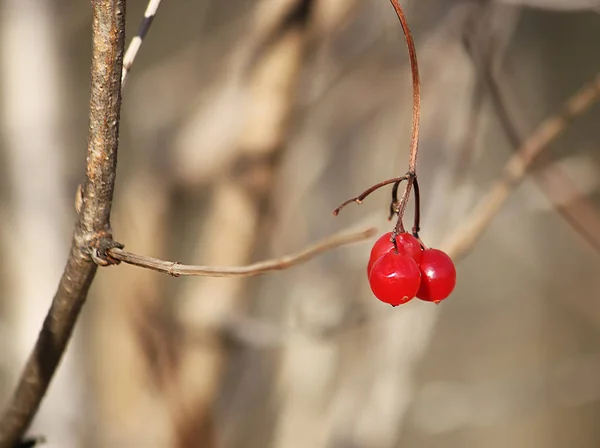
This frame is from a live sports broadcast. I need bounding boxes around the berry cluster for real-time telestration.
[332,1,457,307]
[367,232,456,306]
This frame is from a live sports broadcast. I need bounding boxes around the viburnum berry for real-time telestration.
[367,231,423,275]
[416,248,456,304]
[330,2,457,307]
[368,251,421,306]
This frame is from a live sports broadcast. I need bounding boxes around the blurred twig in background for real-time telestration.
[442,72,600,258]
[169,1,317,445]
[462,8,600,253]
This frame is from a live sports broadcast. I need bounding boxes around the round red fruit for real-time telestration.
[368,252,421,306]
[367,232,423,274]
[416,249,456,303]
[397,232,424,263]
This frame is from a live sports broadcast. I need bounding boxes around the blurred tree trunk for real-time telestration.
[170,0,315,446]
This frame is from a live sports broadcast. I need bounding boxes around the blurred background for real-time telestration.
[1,0,600,447]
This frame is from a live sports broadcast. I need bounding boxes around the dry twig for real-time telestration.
[0,1,126,446]
[443,72,600,258]
[334,0,422,237]
[535,164,600,252]
[0,1,392,445]
[488,74,600,253]
[460,9,600,256]
[468,37,600,253]
[107,227,377,277]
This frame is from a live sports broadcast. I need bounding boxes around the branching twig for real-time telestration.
[106,227,377,277]
[334,0,421,236]
[489,74,600,253]
[464,24,600,254]
[0,1,126,446]
[536,164,600,252]
[388,0,420,236]
[442,72,600,258]
[121,0,163,86]
[333,176,408,215]
[253,73,600,345]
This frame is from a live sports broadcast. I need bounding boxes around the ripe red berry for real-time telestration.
[416,249,456,303]
[397,232,424,263]
[367,232,423,274]
[368,252,421,306]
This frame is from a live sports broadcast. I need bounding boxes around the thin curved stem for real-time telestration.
[412,176,420,236]
[334,1,422,229]
[389,0,420,173]
[388,179,402,220]
[107,227,377,277]
[388,0,421,233]
[442,72,600,259]
[333,175,408,216]
[393,173,414,235]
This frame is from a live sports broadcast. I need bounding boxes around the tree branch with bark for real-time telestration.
[0,1,126,446]
[0,1,375,445]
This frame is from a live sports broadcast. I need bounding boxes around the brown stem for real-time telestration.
[388,179,402,220]
[334,1,422,225]
[389,0,420,173]
[389,0,421,233]
[0,1,126,446]
[393,174,413,235]
[412,176,420,237]
[464,25,600,254]
[333,175,408,215]
[106,227,377,277]
[442,72,600,259]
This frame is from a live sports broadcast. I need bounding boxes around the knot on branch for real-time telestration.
[90,235,124,267]
[167,262,181,277]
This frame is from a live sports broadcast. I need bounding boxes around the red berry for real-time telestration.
[368,252,421,306]
[367,232,423,274]
[416,249,456,303]
[397,232,424,263]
